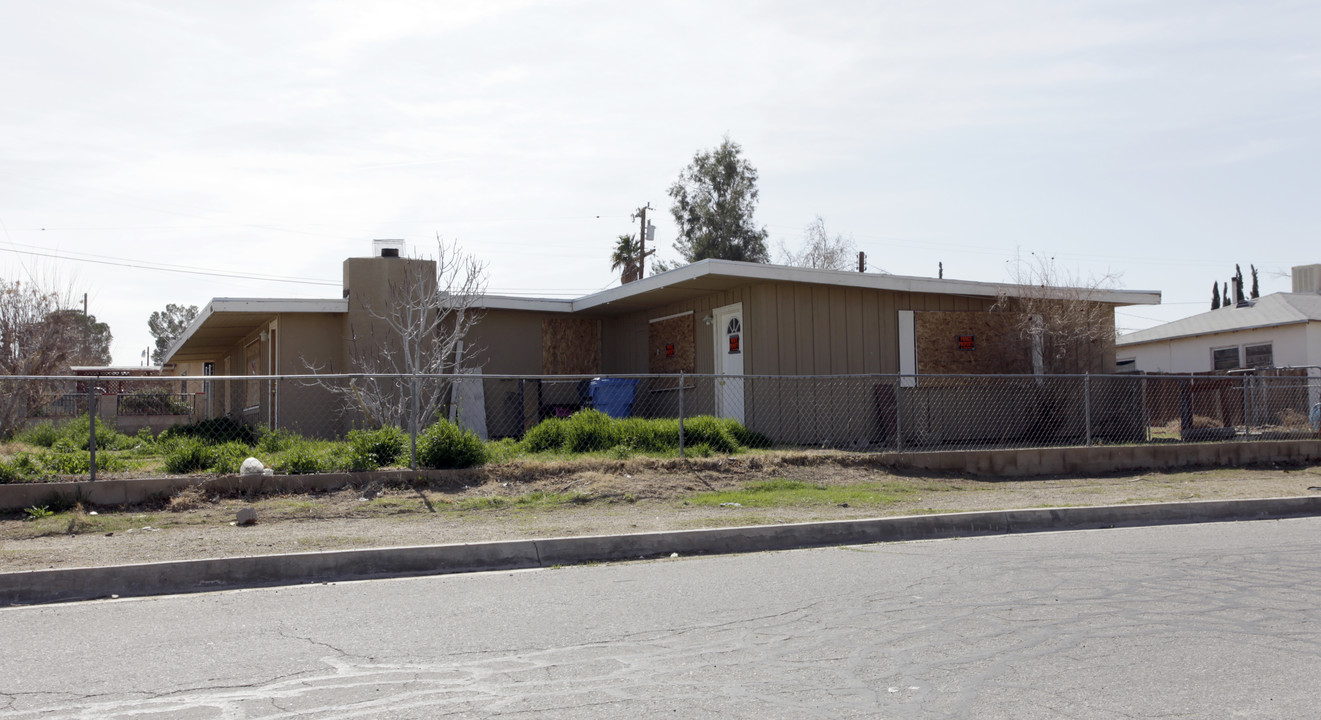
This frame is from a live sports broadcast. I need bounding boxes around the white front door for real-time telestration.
[712,303,745,423]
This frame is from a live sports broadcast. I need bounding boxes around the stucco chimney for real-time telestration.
[372,239,405,258]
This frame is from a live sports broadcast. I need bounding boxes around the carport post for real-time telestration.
[88,376,98,481]
[678,371,685,459]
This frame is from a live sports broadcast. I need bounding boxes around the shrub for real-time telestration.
[417,419,486,469]
[38,450,91,476]
[209,441,255,475]
[0,459,22,483]
[256,426,299,453]
[275,441,327,475]
[160,417,257,446]
[521,418,567,453]
[678,416,742,454]
[119,391,191,415]
[18,421,59,448]
[347,426,406,469]
[48,416,126,451]
[563,409,618,453]
[163,437,210,474]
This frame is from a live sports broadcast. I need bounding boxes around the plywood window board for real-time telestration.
[913,311,1032,374]
[649,312,695,374]
[542,318,601,374]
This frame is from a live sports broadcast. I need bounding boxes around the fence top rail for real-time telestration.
[4,371,1319,383]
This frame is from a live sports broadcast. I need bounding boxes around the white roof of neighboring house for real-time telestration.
[1117,293,1321,346]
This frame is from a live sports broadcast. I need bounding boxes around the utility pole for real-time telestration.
[633,203,656,277]
[857,251,866,273]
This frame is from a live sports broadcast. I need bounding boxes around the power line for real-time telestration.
[0,246,340,287]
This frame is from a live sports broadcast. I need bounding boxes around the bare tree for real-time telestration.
[992,253,1120,374]
[0,278,100,437]
[309,236,487,430]
[777,215,861,271]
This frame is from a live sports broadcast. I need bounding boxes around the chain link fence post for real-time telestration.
[1084,373,1092,447]
[88,374,98,481]
[678,371,685,459]
[895,376,905,452]
[409,374,419,470]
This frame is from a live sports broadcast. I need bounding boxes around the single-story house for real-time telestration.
[164,245,1160,445]
[1117,264,1321,373]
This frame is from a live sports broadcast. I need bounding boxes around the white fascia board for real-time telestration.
[1117,319,1307,347]
[208,298,348,314]
[164,297,347,362]
[477,295,575,312]
[568,259,1161,311]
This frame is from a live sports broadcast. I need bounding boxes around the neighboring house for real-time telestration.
[164,244,1159,443]
[1117,264,1321,373]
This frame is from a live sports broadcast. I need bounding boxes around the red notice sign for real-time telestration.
[957,335,975,351]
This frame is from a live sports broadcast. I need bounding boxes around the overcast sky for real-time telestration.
[2,0,1318,365]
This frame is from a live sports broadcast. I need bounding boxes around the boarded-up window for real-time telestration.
[914,311,1031,374]
[649,312,694,374]
[542,318,601,374]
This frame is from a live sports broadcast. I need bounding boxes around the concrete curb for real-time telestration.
[4,495,1320,607]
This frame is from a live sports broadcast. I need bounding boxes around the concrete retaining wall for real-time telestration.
[3,440,1320,511]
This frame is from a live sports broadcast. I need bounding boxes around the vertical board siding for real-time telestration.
[812,286,832,373]
[829,287,848,374]
[862,290,881,373]
[845,287,864,373]
[794,285,815,374]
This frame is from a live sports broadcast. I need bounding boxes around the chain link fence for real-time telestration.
[3,370,1319,481]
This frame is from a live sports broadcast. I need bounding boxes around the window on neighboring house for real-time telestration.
[1116,358,1136,373]
[1212,346,1240,371]
[1244,343,1273,369]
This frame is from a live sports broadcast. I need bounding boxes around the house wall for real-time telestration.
[275,313,347,437]
[1118,324,1309,373]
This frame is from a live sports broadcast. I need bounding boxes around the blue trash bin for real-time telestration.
[588,378,639,418]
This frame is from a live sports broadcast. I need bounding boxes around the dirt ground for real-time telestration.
[4,453,1321,574]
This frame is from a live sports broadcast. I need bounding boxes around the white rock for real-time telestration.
[240,458,266,476]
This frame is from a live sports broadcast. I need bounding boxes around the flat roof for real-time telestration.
[165,259,1162,362]
[166,298,349,363]
[480,259,1161,315]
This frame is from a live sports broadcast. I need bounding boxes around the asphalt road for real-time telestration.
[3,517,1321,719]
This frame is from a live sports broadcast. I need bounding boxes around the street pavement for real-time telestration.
[3,517,1320,718]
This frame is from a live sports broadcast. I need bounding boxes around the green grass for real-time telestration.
[687,478,918,508]
[453,491,588,511]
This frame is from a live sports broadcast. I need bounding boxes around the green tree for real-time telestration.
[1250,264,1260,299]
[148,304,199,364]
[1211,282,1221,310]
[49,309,112,365]
[667,136,769,264]
[610,234,641,284]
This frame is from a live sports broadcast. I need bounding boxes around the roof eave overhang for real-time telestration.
[564,259,1160,315]
[164,298,347,364]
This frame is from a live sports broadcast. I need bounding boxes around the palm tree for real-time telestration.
[610,234,641,284]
